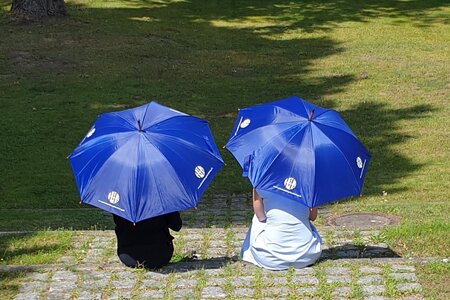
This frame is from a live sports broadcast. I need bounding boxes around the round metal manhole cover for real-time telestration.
[326,213,399,229]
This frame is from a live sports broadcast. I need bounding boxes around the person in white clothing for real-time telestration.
[241,188,322,270]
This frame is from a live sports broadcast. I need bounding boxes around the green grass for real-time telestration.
[416,261,450,300]
[0,231,74,265]
[0,0,449,296]
[0,270,28,300]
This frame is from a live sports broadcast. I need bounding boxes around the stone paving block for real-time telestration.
[47,292,71,300]
[110,271,137,289]
[263,275,288,285]
[362,285,386,295]
[141,278,165,289]
[58,256,77,264]
[364,296,389,300]
[201,286,227,298]
[207,277,226,286]
[360,266,383,274]
[28,272,49,281]
[333,286,352,296]
[232,275,254,287]
[173,278,197,288]
[48,271,77,297]
[292,267,315,275]
[234,287,254,297]
[291,275,319,285]
[325,266,352,275]
[18,281,47,293]
[391,264,416,272]
[108,290,133,300]
[204,269,224,277]
[296,286,317,295]
[139,289,165,299]
[326,274,352,284]
[358,274,384,284]
[390,272,417,281]
[15,293,40,300]
[263,286,290,297]
[399,296,425,300]
[76,291,102,300]
[172,288,195,299]
[396,282,422,292]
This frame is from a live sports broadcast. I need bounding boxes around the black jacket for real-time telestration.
[113,212,182,267]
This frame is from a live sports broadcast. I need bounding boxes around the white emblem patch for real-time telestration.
[86,127,96,138]
[240,118,251,129]
[108,191,120,204]
[356,157,363,169]
[284,177,297,190]
[195,166,206,179]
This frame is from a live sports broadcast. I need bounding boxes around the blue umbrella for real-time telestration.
[225,96,371,208]
[69,101,224,223]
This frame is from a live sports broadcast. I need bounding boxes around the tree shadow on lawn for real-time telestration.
[341,102,435,197]
[0,0,443,226]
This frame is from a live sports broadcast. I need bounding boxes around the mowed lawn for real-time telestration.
[0,0,449,297]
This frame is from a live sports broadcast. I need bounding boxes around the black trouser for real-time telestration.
[118,241,174,269]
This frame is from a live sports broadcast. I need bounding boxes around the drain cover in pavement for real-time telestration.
[326,213,399,229]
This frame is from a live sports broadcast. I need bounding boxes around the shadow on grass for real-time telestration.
[0,0,445,229]
[0,269,31,299]
[342,102,435,196]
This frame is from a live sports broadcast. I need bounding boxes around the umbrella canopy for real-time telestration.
[69,101,224,223]
[225,96,371,208]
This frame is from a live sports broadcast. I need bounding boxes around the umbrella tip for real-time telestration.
[309,110,315,121]
[137,120,143,131]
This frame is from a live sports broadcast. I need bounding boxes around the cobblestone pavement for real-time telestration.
[4,195,433,299]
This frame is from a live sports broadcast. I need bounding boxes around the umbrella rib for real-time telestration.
[234,116,244,136]
[359,159,367,179]
[109,112,138,131]
[72,132,132,180]
[198,167,213,189]
[254,123,309,188]
[313,111,357,138]
[97,200,125,212]
[142,133,191,208]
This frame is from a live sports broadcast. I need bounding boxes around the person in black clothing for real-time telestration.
[113,211,182,269]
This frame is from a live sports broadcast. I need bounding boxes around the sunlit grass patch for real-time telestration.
[0,231,74,265]
[381,222,450,257]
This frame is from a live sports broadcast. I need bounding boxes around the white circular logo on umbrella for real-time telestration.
[240,118,251,128]
[86,127,96,138]
[284,177,297,190]
[356,157,363,169]
[195,166,206,179]
[108,191,120,204]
